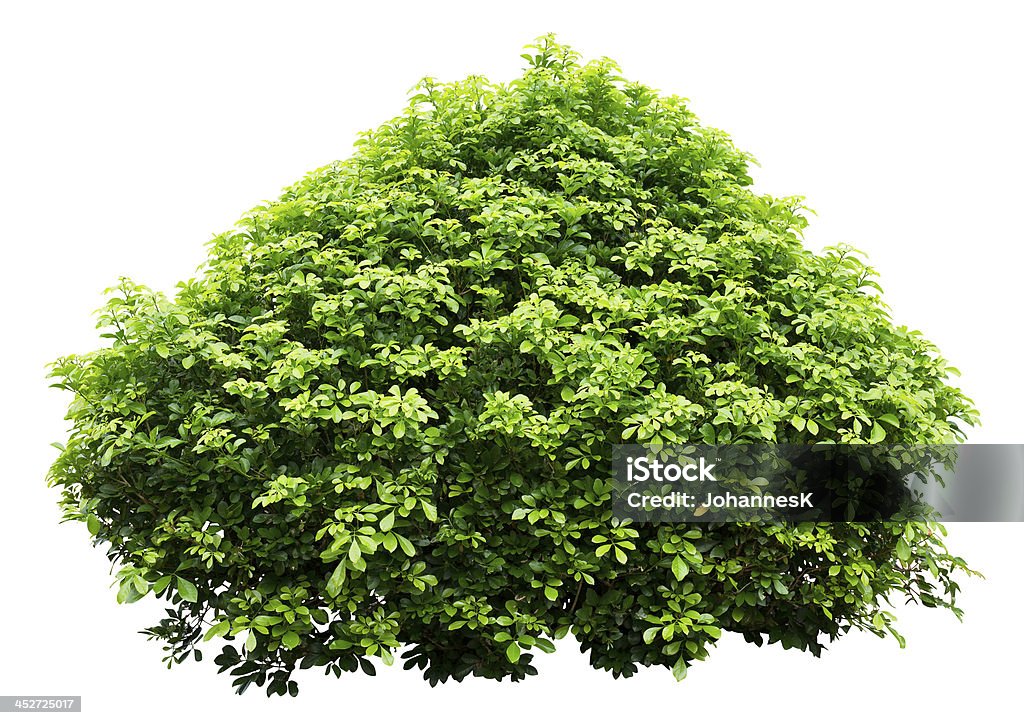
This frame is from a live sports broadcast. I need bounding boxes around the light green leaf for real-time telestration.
[672,657,688,681]
[671,555,688,581]
[896,538,911,563]
[396,534,416,557]
[176,577,198,603]
[204,621,231,641]
[326,561,347,596]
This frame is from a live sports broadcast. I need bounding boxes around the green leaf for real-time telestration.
[533,638,556,654]
[117,579,144,604]
[326,561,347,596]
[868,422,886,444]
[176,577,198,603]
[671,555,689,581]
[282,631,300,650]
[396,534,416,557]
[896,538,911,563]
[672,657,688,681]
[86,513,101,536]
[887,624,907,648]
[204,621,231,641]
[505,642,521,664]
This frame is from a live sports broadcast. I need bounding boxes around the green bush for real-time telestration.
[49,36,978,695]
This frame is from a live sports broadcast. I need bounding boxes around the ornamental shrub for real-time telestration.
[48,36,979,695]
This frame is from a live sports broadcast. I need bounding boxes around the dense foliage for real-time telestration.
[49,37,978,695]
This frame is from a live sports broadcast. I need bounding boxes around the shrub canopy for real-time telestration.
[49,37,978,695]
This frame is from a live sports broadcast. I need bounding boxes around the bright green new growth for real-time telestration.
[49,37,979,695]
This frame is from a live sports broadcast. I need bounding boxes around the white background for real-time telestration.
[2,1,1022,722]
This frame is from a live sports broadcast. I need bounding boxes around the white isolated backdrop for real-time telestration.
[1,1,1021,722]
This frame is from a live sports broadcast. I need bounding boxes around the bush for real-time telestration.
[48,36,978,695]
